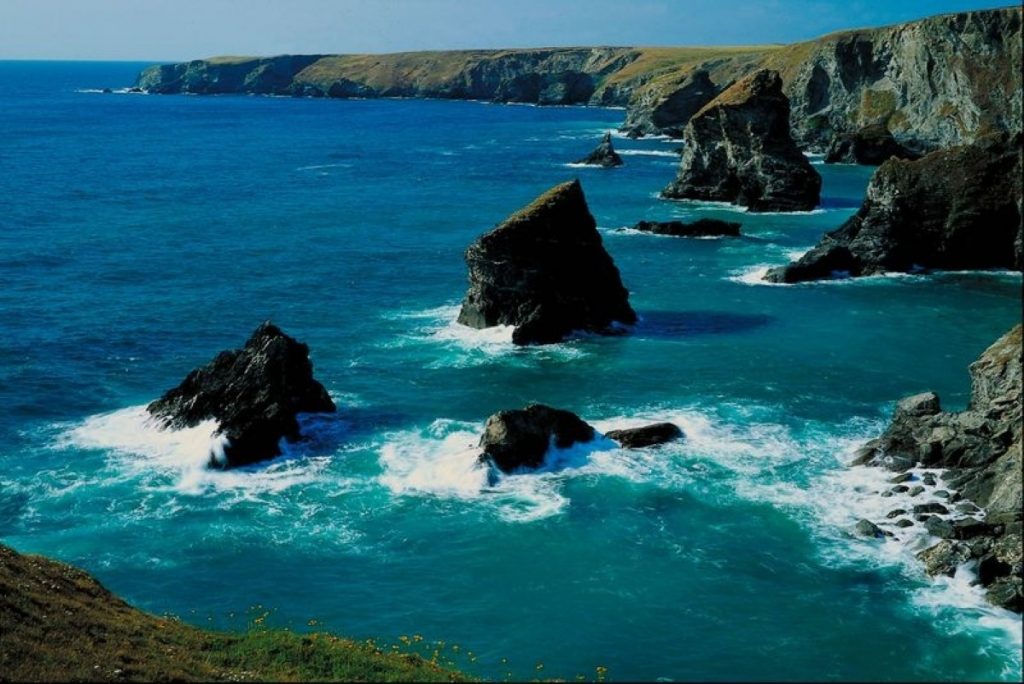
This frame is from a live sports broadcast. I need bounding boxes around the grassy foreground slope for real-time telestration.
[0,544,466,682]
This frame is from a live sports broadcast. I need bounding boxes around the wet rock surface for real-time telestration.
[147,322,336,468]
[478,404,597,473]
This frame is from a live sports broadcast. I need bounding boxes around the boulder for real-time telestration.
[765,132,1023,283]
[604,423,683,448]
[630,219,740,238]
[852,324,1023,611]
[147,322,336,468]
[457,180,637,345]
[479,404,597,473]
[661,70,822,212]
[824,124,921,165]
[575,132,623,167]
[854,519,886,538]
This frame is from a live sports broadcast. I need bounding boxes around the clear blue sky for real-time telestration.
[0,0,1011,61]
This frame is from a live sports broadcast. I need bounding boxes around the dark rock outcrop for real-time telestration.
[850,324,1023,611]
[661,70,822,212]
[824,124,921,165]
[479,404,597,473]
[631,219,740,238]
[621,69,722,138]
[457,180,637,345]
[766,133,1023,283]
[604,423,683,448]
[147,322,336,468]
[575,133,623,167]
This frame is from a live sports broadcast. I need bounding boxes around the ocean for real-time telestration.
[1,60,1021,682]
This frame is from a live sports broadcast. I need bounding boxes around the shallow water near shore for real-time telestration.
[1,61,1022,682]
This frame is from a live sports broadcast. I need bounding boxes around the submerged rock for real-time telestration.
[765,132,1023,283]
[147,322,336,468]
[457,179,637,345]
[661,70,821,212]
[824,124,921,165]
[575,132,623,167]
[479,404,596,473]
[853,324,1023,611]
[604,423,683,448]
[630,219,740,238]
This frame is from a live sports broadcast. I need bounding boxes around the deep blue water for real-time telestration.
[1,61,1021,682]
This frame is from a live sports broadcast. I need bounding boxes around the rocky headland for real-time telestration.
[765,132,1023,283]
[147,322,336,468]
[849,324,1022,612]
[661,70,822,212]
[630,219,741,238]
[457,180,636,345]
[574,132,623,167]
[0,543,464,682]
[133,8,1022,151]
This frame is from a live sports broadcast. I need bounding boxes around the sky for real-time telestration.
[0,0,1012,61]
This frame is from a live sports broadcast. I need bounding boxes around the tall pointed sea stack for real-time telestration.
[661,70,821,212]
[457,180,636,345]
[147,322,336,468]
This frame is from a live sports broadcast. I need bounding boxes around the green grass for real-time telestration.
[0,543,468,682]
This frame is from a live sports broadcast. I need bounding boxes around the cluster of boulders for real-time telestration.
[478,403,682,473]
[848,325,1022,612]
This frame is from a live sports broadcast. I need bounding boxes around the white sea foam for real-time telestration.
[384,303,589,367]
[59,405,338,497]
[377,418,624,522]
[617,149,679,158]
[295,162,353,171]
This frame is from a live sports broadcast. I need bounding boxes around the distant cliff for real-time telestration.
[135,6,1022,150]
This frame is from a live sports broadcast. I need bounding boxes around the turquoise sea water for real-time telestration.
[1,61,1021,682]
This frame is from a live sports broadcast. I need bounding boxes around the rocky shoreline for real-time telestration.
[849,325,1022,612]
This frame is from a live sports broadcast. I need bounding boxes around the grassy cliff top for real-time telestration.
[0,543,467,682]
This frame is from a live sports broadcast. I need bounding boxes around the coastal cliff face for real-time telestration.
[768,6,1023,150]
[137,48,645,105]
[135,7,1022,150]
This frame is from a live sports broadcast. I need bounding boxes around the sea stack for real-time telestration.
[849,324,1022,612]
[479,404,597,473]
[147,322,336,468]
[824,124,921,165]
[575,132,623,167]
[457,179,637,345]
[765,132,1023,283]
[661,70,821,212]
